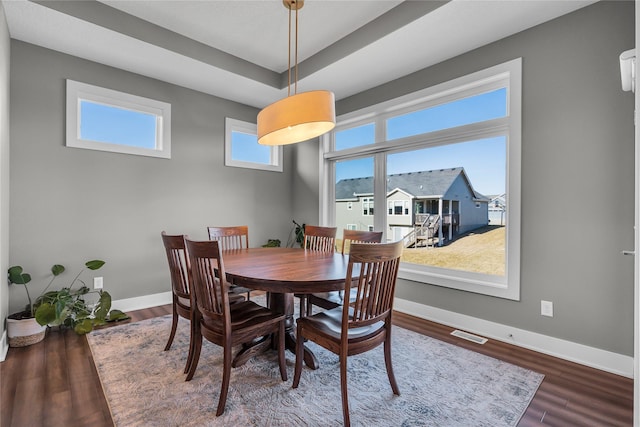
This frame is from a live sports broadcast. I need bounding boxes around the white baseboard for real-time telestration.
[0,330,7,362]
[394,298,633,378]
[112,291,172,313]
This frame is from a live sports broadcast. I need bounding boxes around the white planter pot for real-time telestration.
[7,317,47,347]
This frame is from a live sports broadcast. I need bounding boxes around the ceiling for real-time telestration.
[2,0,597,109]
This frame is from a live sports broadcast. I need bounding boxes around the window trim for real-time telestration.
[320,58,521,301]
[66,79,171,159]
[225,118,283,172]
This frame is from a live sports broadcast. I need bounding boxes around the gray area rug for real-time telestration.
[87,308,543,426]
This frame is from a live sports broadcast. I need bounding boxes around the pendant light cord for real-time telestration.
[287,6,292,97]
[286,3,300,97]
[294,6,299,95]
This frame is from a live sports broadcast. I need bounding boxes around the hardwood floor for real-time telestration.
[1,304,633,426]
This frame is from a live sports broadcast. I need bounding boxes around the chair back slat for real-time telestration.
[340,229,383,254]
[304,225,337,253]
[345,241,403,328]
[207,225,249,250]
[185,239,230,324]
[161,232,190,299]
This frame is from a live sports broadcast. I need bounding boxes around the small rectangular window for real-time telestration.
[66,80,171,159]
[225,118,283,172]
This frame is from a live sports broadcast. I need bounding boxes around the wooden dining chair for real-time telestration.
[292,240,403,427]
[161,232,244,375]
[305,229,383,314]
[184,238,287,416]
[207,225,252,299]
[161,231,198,374]
[295,225,337,317]
[207,225,249,250]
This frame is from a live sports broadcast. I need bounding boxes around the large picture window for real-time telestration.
[321,59,521,300]
[66,80,171,159]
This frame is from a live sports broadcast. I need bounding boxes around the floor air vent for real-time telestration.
[450,329,488,344]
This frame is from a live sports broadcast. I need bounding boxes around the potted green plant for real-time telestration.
[7,260,128,347]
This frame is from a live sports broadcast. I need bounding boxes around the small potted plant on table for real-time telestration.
[7,260,128,347]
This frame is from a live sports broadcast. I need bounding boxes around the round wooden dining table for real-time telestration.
[222,247,353,370]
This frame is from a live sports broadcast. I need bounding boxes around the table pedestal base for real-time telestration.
[232,292,319,370]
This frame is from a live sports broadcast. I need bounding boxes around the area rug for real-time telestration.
[87,309,543,426]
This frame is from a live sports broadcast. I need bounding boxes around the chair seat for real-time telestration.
[309,291,343,305]
[182,292,244,307]
[202,300,284,336]
[307,288,358,312]
[297,307,384,341]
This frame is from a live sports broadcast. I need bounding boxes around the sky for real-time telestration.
[335,88,507,196]
[80,100,157,149]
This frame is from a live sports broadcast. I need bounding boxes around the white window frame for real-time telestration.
[66,80,171,159]
[362,197,374,216]
[320,59,522,300]
[225,118,283,172]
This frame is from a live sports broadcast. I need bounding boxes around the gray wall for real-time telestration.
[0,2,9,346]
[8,42,294,313]
[290,140,321,237]
[300,2,636,355]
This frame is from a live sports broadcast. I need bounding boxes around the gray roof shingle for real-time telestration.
[336,167,487,201]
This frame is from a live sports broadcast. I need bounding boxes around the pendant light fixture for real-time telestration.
[257,0,335,146]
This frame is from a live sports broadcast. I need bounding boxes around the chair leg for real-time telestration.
[164,301,178,351]
[292,322,304,388]
[185,323,202,382]
[384,328,400,395]
[340,353,351,427]
[216,344,233,416]
[277,320,287,381]
[184,314,196,374]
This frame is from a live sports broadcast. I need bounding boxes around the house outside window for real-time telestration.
[321,59,521,300]
[388,200,409,215]
[362,198,374,216]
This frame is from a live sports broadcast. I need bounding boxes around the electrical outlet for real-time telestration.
[93,276,104,289]
[541,300,553,317]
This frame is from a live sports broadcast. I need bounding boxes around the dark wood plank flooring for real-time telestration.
[1,303,633,426]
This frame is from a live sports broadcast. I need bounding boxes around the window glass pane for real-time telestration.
[224,118,282,172]
[79,100,157,149]
[387,137,506,276]
[335,157,375,243]
[335,123,375,151]
[387,88,507,140]
[231,131,271,164]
